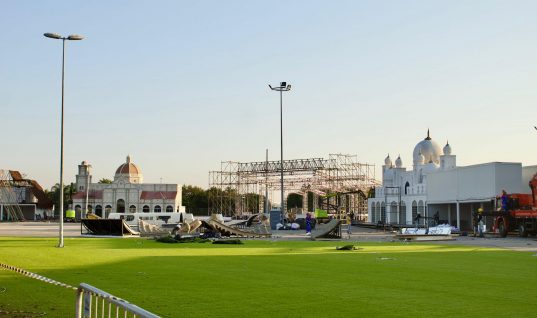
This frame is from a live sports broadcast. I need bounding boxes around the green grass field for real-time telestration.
[0,237,536,317]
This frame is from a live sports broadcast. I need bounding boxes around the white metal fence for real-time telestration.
[0,262,159,318]
[75,283,160,318]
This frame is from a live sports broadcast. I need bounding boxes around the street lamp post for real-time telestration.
[269,82,291,226]
[44,32,84,248]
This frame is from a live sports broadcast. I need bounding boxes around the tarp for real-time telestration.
[81,219,139,236]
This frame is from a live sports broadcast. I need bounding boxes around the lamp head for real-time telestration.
[44,33,62,39]
[67,34,84,40]
[280,82,286,88]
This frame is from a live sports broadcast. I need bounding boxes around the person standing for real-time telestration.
[346,213,352,239]
[477,208,484,237]
[472,211,478,237]
[305,212,312,235]
[473,208,484,237]
[501,190,509,213]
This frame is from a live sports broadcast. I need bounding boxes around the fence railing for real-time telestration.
[75,283,160,318]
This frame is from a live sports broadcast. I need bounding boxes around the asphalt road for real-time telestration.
[1,222,536,252]
[0,222,82,237]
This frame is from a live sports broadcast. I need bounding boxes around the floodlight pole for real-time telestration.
[265,149,269,214]
[44,32,84,248]
[269,82,291,226]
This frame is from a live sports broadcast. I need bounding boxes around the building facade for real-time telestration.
[72,156,185,218]
[368,130,537,231]
[368,130,454,226]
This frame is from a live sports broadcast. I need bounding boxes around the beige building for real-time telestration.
[72,156,185,218]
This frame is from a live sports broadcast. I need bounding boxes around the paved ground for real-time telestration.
[0,222,82,237]
[1,222,536,252]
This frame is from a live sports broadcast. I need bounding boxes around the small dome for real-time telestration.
[395,155,403,168]
[384,154,392,166]
[443,141,452,155]
[413,130,441,164]
[414,149,425,165]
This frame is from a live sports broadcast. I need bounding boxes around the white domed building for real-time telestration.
[368,130,457,226]
[368,130,537,231]
[72,156,185,218]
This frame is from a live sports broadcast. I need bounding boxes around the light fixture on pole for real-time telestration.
[268,81,291,226]
[44,32,84,248]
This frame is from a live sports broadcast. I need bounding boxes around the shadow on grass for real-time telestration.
[1,238,537,317]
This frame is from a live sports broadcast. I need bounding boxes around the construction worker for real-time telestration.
[477,208,485,237]
[501,190,509,213]
[473,208,484,237]
[346,213,352,239]
[305,212,312,235]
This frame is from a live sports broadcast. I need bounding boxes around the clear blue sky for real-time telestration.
[1,0,536,189]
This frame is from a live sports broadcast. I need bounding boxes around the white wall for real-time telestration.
[522,165,537,193]
[427,162,522,203]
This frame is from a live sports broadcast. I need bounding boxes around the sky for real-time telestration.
[1,0,536,190]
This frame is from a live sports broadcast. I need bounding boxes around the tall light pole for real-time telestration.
[269,82,291,226]
[44,32,84,248]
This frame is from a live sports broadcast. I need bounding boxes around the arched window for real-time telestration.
[154,205,161,213]
[405,182,410,195]
[400,201,407,225]
[75,205,81,213]
[376,202,381,223]
[166,205,173,212]
[412,201,418,224]
[105,205,112,218]
[380,202,386,223]
[418,200,425,225]
[117,199,125,213]
[370,202,376,223]
[95,205,102,217]
[129,205,136,213]
[390,201,398,224]
[143,205,150,213]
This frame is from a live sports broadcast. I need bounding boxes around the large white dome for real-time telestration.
[413,130,442,165]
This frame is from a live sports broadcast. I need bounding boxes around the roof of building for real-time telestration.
[140,191,177,200]
[72,190,103,200]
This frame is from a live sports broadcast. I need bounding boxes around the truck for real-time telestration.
[493,172,537,237]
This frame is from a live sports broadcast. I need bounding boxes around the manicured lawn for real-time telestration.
[0,237,536,317]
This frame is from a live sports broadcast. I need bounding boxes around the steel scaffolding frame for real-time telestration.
[0,170,26,221]
[208,154,378,219]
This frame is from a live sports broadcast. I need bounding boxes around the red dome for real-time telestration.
[115,155,142,176]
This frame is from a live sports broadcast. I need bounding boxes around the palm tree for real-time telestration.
[46,183,77,216]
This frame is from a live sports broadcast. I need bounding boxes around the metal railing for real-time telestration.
[75,283,160,318]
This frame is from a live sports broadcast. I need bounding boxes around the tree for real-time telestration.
[182,185,208,215]
[98,178,113,184]
[46,183,77,216]
[243,192,262,214]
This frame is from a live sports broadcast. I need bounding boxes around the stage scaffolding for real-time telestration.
[0,170,27,221]
[208,154,378,220]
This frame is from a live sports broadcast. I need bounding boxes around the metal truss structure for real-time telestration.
[208,154,378,220]
[0,170,27,221]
